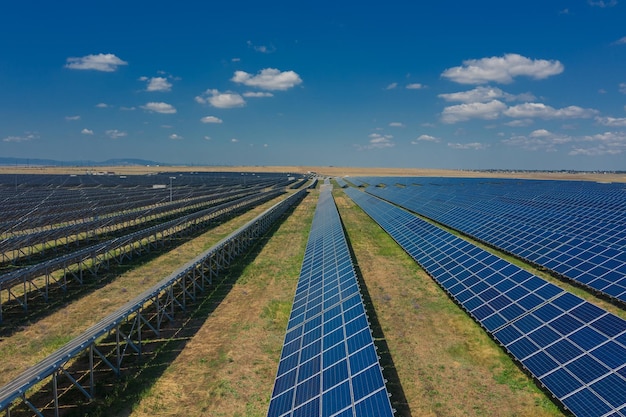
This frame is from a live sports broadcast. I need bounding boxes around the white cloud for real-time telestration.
[503,130,626,155]
[511,92,536,101]
[65,115,80,121]
[612,36,626,45]
[95,103,109,108]
[196,89,246,108]
[389,122,405,127]
[263,143,269,148]
[438,86,534,103]
[619,83,626,94]
[447,142,489,150]
[204,136,211,141]
[570,132,626,155]
[406,83,425,89]
[141,102,177,114]
[573,132,626,155]
[504,119,533,127]
[385,83,398,90]
[441,53,564,84]
[2,132,38,143]
[65,53,127,72]
[412,134,441,143]
[247,41,275,53]
[231,138,239,143]
[231,68,302,90]
[596,116,626,127]
[169,134,183,140]
[210,92,245,108]
[588,0,617,7]
[441,100,507,123]
[503,103,598,119]
[81,128,94,135]
[529,129,552,137]
[357,133,395,150]
[570,146,622,156]
[503,131,571,152]
[243,91,274,97]
[200,116,223,124]
[440,87,503,103]
[583,131,626,143]
[144,76,172,92]
[106,129,127,139]
[120,106,136,111]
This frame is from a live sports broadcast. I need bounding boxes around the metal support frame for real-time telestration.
[1,189,261,266]
[0,190,283,322]
[0,188,307,416]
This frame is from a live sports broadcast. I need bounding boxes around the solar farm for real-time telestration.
[0,170,625,416]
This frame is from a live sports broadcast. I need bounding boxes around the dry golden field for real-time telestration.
[1,164,625,183]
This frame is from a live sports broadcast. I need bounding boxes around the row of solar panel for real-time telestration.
[356,177,626,249]
[334,178,348,188]
[267,186,394,417]
[344,187,626,417]
[386,178,624,249]
[364,176,626,213]
[344,178,366,188]
[359,178,626,304]
[374,177,626,250]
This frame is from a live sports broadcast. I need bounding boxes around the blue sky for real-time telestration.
[1,0,625,170]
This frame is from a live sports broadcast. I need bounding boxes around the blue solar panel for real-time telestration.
[344,186,626,417]
[356,177,626,304]
[268,186,393,417]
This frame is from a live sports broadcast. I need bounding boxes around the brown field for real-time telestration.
[2,165,622,416]
[1,164,625,183]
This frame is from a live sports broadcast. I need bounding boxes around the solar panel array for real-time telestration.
[334,178,348,188]
[0,188,307,415]
[356,177,626,304]
[344,187,626,417]
[268,185,393,417]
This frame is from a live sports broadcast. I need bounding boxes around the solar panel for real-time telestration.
[334,178,349,188]
[357,177,626,304]
[267,185,393,417]
[344,187,626,417]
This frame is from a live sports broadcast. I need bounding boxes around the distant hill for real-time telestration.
[0,157,167,167]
